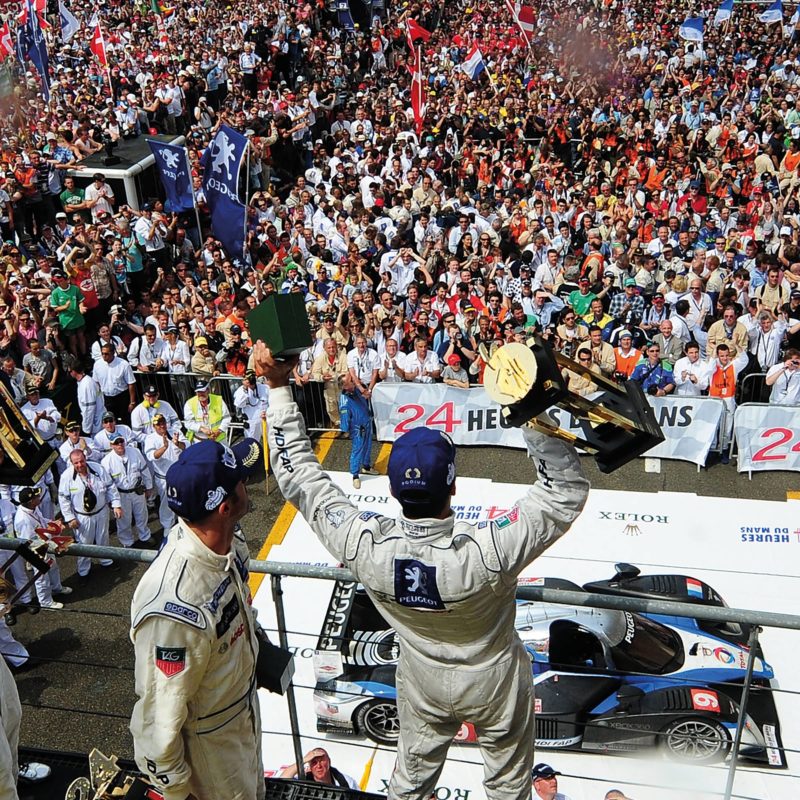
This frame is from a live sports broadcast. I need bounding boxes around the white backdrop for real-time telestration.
[251,473,800,800]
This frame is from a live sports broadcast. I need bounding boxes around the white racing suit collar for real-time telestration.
[173,519,237,573]
[398,512,455,541]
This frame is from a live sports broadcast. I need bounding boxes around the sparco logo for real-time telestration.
[273,427,294,473]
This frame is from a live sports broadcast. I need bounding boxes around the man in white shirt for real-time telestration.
[93,343,137,421]
[84,173,115,222]
[20,387,61,448]
[748,312,788,370]
[346,335,380,399]
[673,343,711,396]
[128,324,168,373]
[233,371,270,440]
[133,205,169,268]
[403,338,441,383]
[766,349,800,405]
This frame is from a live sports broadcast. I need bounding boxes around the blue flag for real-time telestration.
[679,16,704,42]
[713,0,733,25]
[148,140,194,213]
[759,0,783,24]
[200,124,248,266]
[18,0,50,102]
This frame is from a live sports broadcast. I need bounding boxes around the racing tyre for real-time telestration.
[662,717,731,764]
[355,699,400,745]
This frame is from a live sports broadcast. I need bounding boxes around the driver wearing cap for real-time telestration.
[130,438,265,800]
[257,344,588,800]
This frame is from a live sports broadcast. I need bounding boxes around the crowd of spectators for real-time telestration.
[1,0,800,460]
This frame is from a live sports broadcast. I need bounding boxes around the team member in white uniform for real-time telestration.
[233,371,270,439]
[58,421,102,470]
[58,450,122,580]
[131,385,182,438]
[129,438,265,800]
[0,495,31,627]
[13,486,72,609]
[102,434,154,548]
[259,345,589,800]
[94,412,140,457]
[143,414,188,534]
[69,360,106,435]
[20,387,61,448]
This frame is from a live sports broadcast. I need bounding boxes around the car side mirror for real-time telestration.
[612,562,641,582]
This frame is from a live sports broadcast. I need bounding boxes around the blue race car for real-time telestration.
[313,565,784,766]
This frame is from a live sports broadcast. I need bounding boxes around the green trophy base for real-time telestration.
[247,294,312,357]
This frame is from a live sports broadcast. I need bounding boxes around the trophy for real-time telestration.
[0,541,51,611]
[0,383,59,485]
[246,293,313,358]
[482,337,664,473]
[65,749,163,799]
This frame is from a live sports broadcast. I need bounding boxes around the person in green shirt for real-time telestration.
[49,270,86,356]
[568,277,597,317]
[59,176,92,223]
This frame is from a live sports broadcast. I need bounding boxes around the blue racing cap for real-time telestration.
[387,427,456,510]
[166,438,262,521]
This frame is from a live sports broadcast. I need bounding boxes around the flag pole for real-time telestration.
[185,146,204,248]
[416,44,422,135]
[243,137,250,266]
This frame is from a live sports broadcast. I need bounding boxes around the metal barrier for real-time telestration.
[132,372,339,435]
[739,371,768,405]
[0,536,795,800]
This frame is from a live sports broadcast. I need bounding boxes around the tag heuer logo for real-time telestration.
[155,646,186,677]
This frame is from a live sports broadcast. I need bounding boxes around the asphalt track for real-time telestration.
[11,435,798,763]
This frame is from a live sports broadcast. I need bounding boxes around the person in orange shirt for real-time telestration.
[613,331,641,379]
[779,137,800,193]
[708,344,749,464]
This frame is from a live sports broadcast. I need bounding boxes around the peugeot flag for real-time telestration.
[200,124,248,266]
[58,0,79,42]
[17,0,50,101]
[147,139,194,213]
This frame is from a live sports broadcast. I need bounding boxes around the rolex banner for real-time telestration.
[371,384,724,467]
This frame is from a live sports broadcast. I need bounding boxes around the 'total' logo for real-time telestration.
[155,646,186,677]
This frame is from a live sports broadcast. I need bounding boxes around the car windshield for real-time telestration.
[609,612,685,675]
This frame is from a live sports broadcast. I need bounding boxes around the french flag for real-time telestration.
[461,44,485,80]
[686,578,704,599]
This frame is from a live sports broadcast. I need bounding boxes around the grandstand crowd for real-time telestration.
[1,0,800,454]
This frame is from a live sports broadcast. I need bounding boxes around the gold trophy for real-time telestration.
[0,383,58,485]
[483,336,664,473]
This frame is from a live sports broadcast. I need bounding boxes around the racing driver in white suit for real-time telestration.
[129,437,266,800]
[257,343,589,800]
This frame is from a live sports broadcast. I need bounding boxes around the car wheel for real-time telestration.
[355,699,400,745]
[662,717,731,763]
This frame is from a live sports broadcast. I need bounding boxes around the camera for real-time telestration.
[647,385,659,396]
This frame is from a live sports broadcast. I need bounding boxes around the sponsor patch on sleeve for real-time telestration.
[393,558,445,610]
[215,596,241,638]
[494,508,520,529]
[359,511,379,522]
[164,602,199,623]
[155,646,186,677]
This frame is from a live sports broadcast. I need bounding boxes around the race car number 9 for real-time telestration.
[690,688,720,713]
[395,402,462,435]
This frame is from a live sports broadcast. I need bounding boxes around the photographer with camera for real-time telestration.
[629,343,675,397]
[765,348,800,405]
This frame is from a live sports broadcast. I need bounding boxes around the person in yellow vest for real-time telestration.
[708,344,748,464]
[182,379,231,443]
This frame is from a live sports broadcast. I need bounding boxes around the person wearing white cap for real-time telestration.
[58,449,122,580]
[101,434,154,548]
[13,486,72,609]
[131,384,181,438]
[143,413,187,534]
